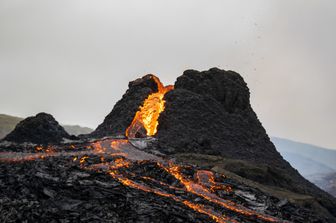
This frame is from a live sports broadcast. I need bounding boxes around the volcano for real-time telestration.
[1,68,336,222]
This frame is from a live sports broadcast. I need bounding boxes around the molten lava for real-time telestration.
[126,75,173,138]
[0,74,284,222]
[0,138,282,222]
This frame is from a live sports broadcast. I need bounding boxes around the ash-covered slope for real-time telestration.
[89,74,159,138]
[3,113,74,144]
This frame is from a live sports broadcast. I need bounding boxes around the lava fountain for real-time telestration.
[126,75,173,138]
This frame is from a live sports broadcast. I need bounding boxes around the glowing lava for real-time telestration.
[159,163,279,222]
[0,139,282,222]
[126,75,173,138]
[0,74,283,222]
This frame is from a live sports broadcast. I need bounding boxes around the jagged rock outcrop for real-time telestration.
[157,68,284,167]
[3,113,74,144]
[89,74,159,138]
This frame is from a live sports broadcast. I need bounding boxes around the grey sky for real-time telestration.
[0,0,335,149]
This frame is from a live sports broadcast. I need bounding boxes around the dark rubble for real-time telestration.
[1,157,209,223]
[0,142,325,223]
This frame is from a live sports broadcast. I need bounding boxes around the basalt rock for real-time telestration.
[89,74,159,138]
[157,68,283,168]
[3,112,74,144]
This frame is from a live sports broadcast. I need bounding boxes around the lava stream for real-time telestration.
[0,139,283,222]
[126,75,173,138]
[159,162,280,222]
[105,160,237,223]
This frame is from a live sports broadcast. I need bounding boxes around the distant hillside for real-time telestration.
[0,114,24,139]
[272,137,336,170]
[314,172,336,197]
[279,152,334,176]
[0,114,93,138]
[272,137,336,197]
[63,125,93,136]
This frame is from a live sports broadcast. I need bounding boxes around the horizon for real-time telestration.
[1,0,335,149]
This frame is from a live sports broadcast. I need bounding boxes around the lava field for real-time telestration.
[0,139,320,223]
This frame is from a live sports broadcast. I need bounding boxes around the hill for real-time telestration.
[0,114,23,139]
[62,125,93,136]
[0,114,93,138]
[272,137,336,197]
[272,137,336,170]
[3,113,74,144]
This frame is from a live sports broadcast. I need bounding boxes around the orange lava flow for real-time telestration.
[196,170,232,193]
[160,163,280,223]
[0,139,282,222]
[108,171,235,223]
[79,155,89,164]
[110,178,235,223]
[110,139,128,149]
[126,75,173,138]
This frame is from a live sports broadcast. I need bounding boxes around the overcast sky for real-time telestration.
[0,0,335,149]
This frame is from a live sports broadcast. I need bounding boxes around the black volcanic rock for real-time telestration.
[156,69,295,183]
[157,68,284,167]
[3,113,74,144]
[175,68,250,112]
[89,74,159,138]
